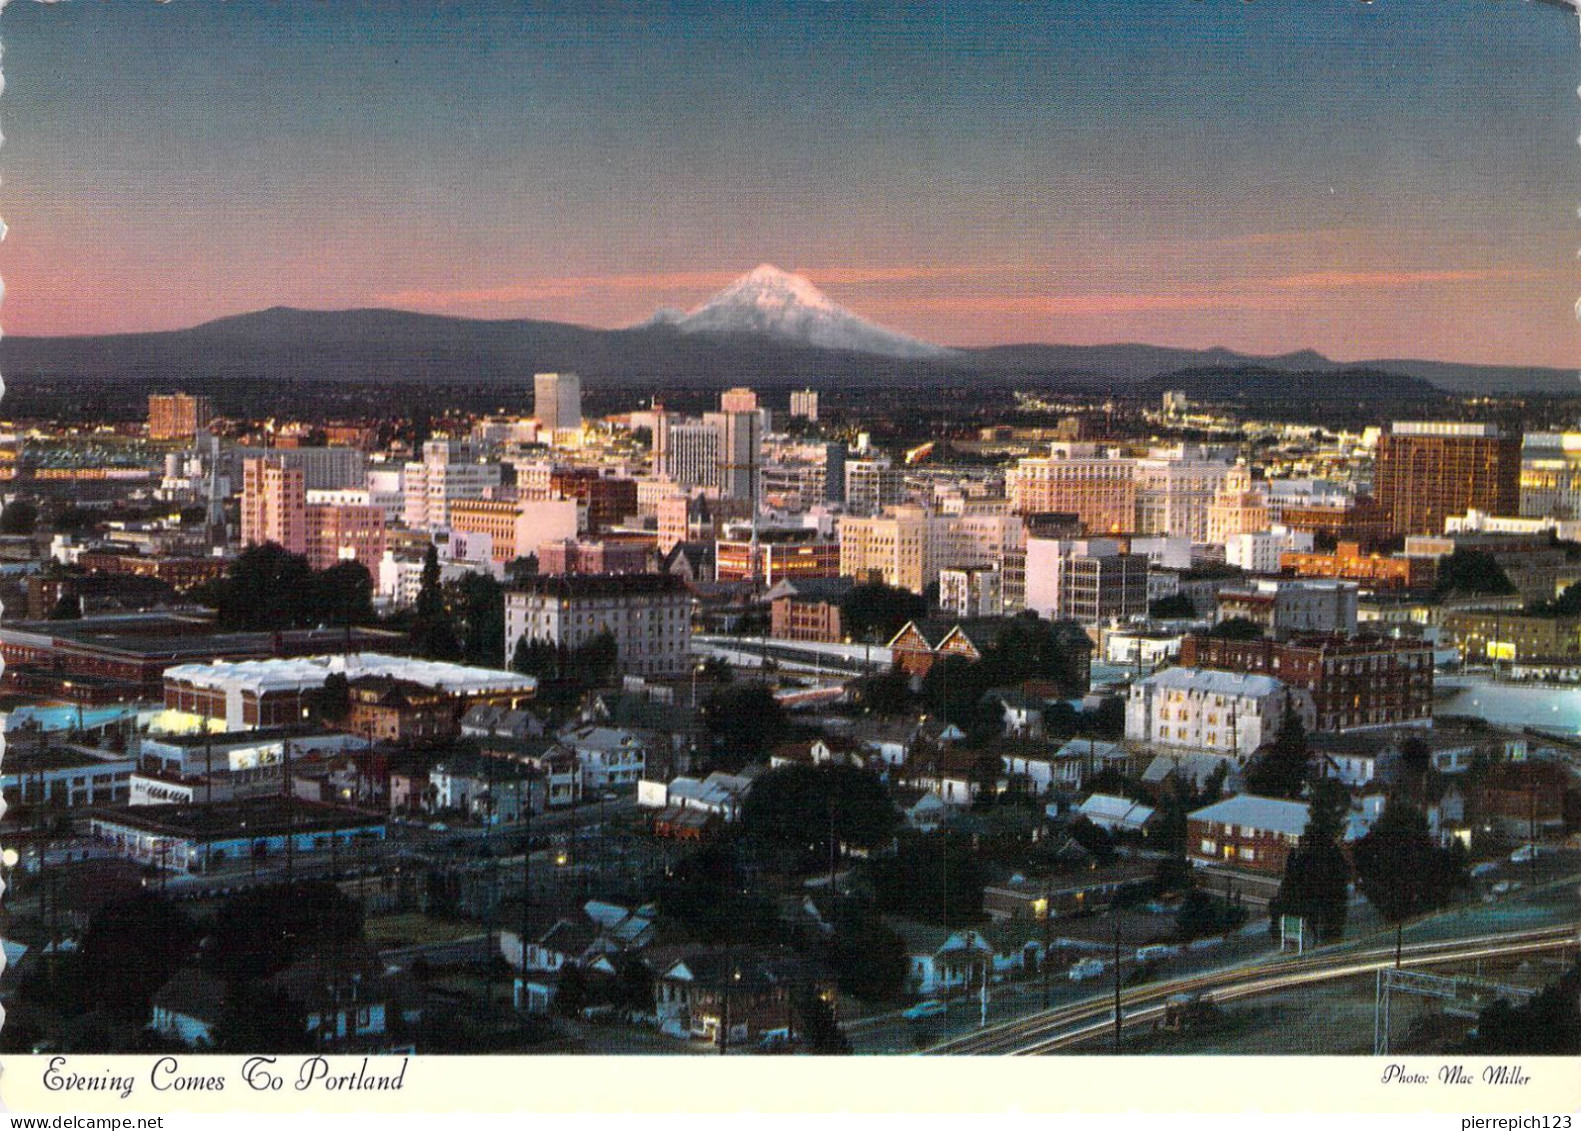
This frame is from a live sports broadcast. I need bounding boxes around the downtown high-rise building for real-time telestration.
[1373,421,1520,536]
[148,394,216,442]
[534,372,583,436]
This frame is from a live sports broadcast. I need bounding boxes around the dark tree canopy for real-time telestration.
[209,542,316,631]
[840,582,926,643]
[1148,593,1197,620]
[1434,549,1516,598]
[699,683,789,771]
[1352,800,1468,963]
[825,899,908,1002]
[409,543,462,660]
[1243,702,1312,800]
[74,896,199,1022]
[213,983,312,1053]
[1269,778,1352,943]
[312,560,376,629]
[0,499,38,535]
[871,831,985,927]
[742,763,899,865]
[1207,617,1265,640]
[1174,890,1247,941]
[203,881,364,985]
[654,837,781,947]
[793,983,851,1054]
[1467,958,1581,1055]
[451,571,506,667]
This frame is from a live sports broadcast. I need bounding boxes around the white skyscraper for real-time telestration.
[534,372,583,436]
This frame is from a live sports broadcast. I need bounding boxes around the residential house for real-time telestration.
[563,726,649,792]
[1077,793,1158,835]
[1186,794,1311,877]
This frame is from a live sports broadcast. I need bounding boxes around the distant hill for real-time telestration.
[1132,365,1441,401]
[0,305,1569,394]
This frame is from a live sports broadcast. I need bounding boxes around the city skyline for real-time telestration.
[3,0,1580,369]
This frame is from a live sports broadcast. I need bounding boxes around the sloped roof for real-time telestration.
[1139,666,1285,698]
[1188,793,1311,838]
[1078,793,1157,827]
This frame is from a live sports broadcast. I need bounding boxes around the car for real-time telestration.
[429,822,449,832]
[1471,862,1500,878]
[902,999,948,1020]
[1135,944,1179,963]
[1068,958,1107,982]
[1509,845,1540,864]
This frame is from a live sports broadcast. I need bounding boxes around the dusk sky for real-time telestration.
[3,0,1578,366]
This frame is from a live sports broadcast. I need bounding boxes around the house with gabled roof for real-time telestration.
[1076,792,1158,835]
[1187,793,1311,877]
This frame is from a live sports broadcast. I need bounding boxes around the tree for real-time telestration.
[203,881,364,985]
[1148,593,1196,619]
[1434,549,1516,599]
[211,542,316,631]
[1352,800,1468,966]
[212,983,312,1053]
[741,764,899,867]
[839,582,926,643]
[310,671,352,724]
[1269,778,1351,943]
[792,983,850,1054]
[1152,786,1192,894]
[1207,617,1265,641]
[1175,890,1247,941]
[853,668,911,716]
[452,572,506,666]
[0,499,38,535]
[409,544,461,660]
[1243,701,1310,800]
[49,593,83,621]
[699,684,789,770]
[506,554,539,583]
[1467,957,1581,1054]
[825,899,908,1002]
[74,895,199,1021]
[654,836,781,946]
[311,560,375,629]
[871,831,985,927]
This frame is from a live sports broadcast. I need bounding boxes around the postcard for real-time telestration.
[0,0,1577,1117]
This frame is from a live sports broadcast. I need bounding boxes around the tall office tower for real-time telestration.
[534,372,583,436]
[241,458,308,555]
[705,409,763,504]
[1374,421,1521,536]
[1132,444,1234,543]
[719,387,759,414]
[790,388,819,423]
[837,505,952,594]
[148,394,216,442]
[1007,443,1136,534]
[823,443,846,503]
[844,457,906,517]
[657,420,722,490]
[402,439,503,532]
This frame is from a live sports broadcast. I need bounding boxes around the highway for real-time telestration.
[927,923,1579,1055]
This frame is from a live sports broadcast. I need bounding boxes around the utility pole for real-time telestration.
[284,738,295,887]
[1111,905,1122,1054]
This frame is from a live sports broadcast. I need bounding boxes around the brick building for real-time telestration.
[1179,632,1433,732]
[1373,422,1521,537]
[1187,794,1310,877]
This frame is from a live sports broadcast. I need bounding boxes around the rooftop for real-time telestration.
[164,652,536,697]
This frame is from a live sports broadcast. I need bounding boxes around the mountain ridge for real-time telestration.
[0,303,1569,394]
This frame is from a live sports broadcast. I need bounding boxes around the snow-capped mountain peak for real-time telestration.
[660,264,948,359]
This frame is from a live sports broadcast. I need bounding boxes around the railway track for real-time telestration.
[928,924,1579,1055]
